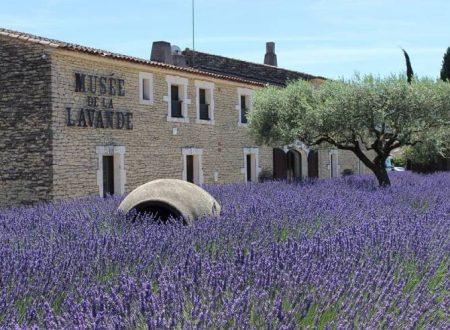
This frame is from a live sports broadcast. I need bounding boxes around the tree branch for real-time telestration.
[312,135,357,151]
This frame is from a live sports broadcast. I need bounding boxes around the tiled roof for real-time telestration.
[183,49,324,87]
[0,28,266,87]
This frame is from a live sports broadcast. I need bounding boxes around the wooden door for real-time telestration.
[273,148,287,180]
[308,150,319,178]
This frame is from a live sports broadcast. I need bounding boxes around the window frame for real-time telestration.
[195,80,215,125]
[164,75,190,123]
[170,85,183,118]
[138,72,154,105]
[236,87,253,127]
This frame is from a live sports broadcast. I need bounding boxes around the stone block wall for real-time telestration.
[50,50,273,200]
[0,35,370,208]
[0,36,53,208]
[318,148,371,178]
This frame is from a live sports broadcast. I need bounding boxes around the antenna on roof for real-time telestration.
[192,0,195,67]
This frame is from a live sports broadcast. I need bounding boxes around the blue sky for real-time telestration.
[2,0,449,79]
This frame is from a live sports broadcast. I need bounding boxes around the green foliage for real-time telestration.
[251,74,450,150]
[440,47,450,82]
[297,302,318,326]
[51,292,66,315]
[404,127,450,164]
[402,49,414,83]
[318,306,338,328]
[250,74,450,185]
[15,295,33,325]
[392,154,406,167]
[427,259,448,292]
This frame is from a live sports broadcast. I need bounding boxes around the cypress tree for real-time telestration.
[440,47,450,82]
[402,49,414,83]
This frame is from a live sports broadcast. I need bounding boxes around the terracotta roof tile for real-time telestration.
[0,28,266,87]
[1,28,326,86]
[183,49,326,86]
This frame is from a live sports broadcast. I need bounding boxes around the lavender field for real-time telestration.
[0,173,449,329]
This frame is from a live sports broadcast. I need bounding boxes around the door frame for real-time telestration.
[96,146,126,197]
[182,147,203,185]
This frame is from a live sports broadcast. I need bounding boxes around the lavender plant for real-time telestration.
[0,172,448,329]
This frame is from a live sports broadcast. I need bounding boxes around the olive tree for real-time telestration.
[249,75,450,186]
[404,128,450,164]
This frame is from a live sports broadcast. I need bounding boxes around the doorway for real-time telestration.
[183,148,203,185]
[287,150,302,180]
[186,155,194,183]
[273,148,287,180]
[246,154,252,182]
[102,155,114,196]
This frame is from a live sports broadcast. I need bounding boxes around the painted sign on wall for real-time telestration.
[66,73,133,129]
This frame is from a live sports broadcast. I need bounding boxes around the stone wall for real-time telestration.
[0,36,53,208]
[50,50,273,200]
[318,148,370,178]
[0,35,370,208]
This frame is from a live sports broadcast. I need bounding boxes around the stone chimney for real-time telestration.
[171,45,187,67]
[151,41,173,65]
[264,42,277,67]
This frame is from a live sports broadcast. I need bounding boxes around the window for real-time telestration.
[199,89,208,119]
[241,148,261,182]
[164,75,190,122]
[96,146,126,197]
[171,85,182,117]
[195,80,215,124]
[139,72,153,105]
[182,148,203,185]
[236,88,253,126]
[241,95,248,124]
[329,150,339,178]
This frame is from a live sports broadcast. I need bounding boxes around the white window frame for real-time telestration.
[139,72,154,105]
[96,146,126,197]
[328,149,340,178]
[163,75,190,123]
[241,147,261,182]
[236,87,253,127]
[182,147,204,185]
[195,80,215,125]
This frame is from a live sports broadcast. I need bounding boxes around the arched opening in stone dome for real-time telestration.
[131,201,185,224]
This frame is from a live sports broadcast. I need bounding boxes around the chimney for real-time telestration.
[264,42,277,67]
[151,41,173,64]
[171,45,187,67]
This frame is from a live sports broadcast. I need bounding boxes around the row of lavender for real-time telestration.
[0,173,448,328]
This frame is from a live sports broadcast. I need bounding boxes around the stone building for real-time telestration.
[0,28,364,208]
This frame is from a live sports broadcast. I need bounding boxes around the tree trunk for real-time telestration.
[372,166,391,187]
[351,147,391,187]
